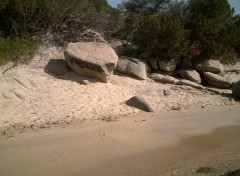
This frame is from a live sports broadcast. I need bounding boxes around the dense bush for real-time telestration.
[121,0,188,61]
[186,0,238,63]
[0,0,120,37]
[120,0,240,64]
[131,15,187,60]
[0,37,39,65]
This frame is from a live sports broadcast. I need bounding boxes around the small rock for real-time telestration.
[158,59,178,72]
[126,96,155,112]
[179,69,201,83]
[177,79,205,90]
[194,59,224,74]
[116,56,149,80]
[150,73,179,84]
[82,80,90,85]
[203,72,232,89]
[164,89,172,96]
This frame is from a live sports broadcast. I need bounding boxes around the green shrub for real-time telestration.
[0,0,120,37]
[0,37,39,65]
[186,0,238,63]
[120,0,240,64]
[131,15,188,60]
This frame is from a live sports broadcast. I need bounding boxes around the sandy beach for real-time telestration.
[1,105,240,176]
[0,46,240,176]
[0,46,239,135]
[1,0,240,175]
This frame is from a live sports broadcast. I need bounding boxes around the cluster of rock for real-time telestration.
[47,41,240,103]
[151,59,240,97]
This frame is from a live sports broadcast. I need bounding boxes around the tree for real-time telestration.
[186,0,237,62]
[119,0,188,61]
[120,0,170,14]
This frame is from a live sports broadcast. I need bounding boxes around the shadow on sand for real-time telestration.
[44,59,99,84]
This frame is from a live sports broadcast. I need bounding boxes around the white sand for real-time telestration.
[0,46,238,132]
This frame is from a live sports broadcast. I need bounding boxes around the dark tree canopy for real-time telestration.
[120,0,239,63]
[186,0,237,62]
[121,0,170,14]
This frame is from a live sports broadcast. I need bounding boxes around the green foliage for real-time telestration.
[121,0,170,14]
[120,0,239,64]
[122,0,188,60]
[0,0,119,37]
[0,37,39,65]
[186,0,238,63]
[131,15,187,60]
[155,18,187,60]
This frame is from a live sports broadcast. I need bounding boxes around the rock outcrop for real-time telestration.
[150,73,179,84]
[116,56,149,80]
[158,59,178,72]
[64,42,118,82]
[203,72,232,89]
[179,69,201,83]
[194,59,224,74]
[126,96,154,112]
[177,79,205,90]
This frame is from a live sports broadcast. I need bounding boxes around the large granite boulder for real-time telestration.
[150,73,179,84]
[126,96,154,112]
[232,81,240,99]
[203,72,232,89]
[177,79,205,90]
[179,69,201,84]
[64,42,118,82]
[116,56,149,80]
[158,59,178,72]
[194,59,224,74]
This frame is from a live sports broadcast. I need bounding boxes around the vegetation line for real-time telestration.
[0,0,239,65]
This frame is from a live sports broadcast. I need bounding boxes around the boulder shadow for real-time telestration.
[44,59,99,84]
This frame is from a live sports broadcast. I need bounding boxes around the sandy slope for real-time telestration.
[0,46,239,133]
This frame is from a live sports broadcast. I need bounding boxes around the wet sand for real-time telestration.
[0,105,240,176]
